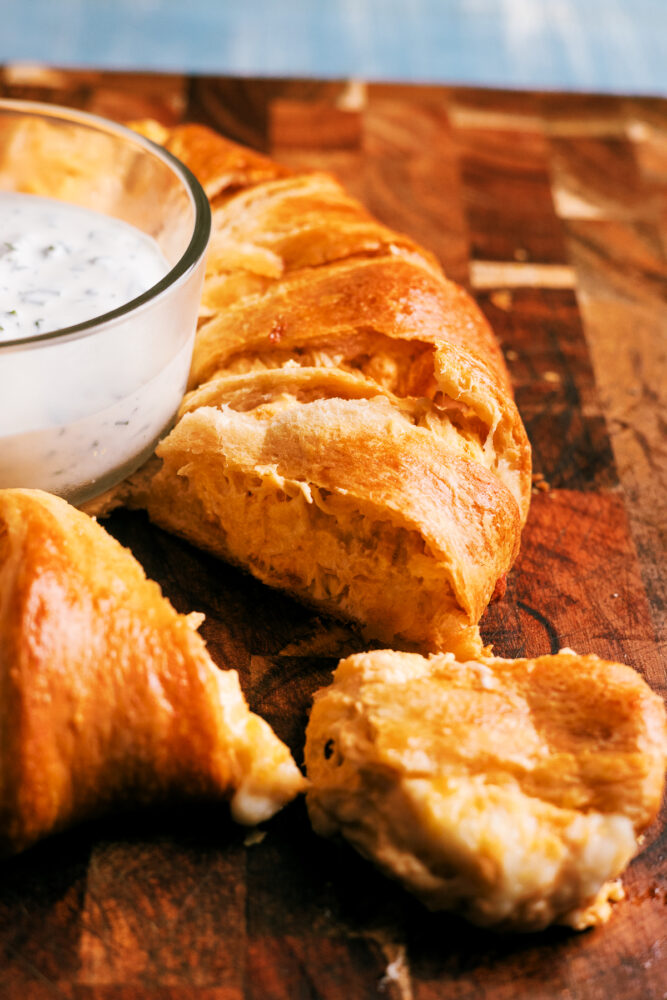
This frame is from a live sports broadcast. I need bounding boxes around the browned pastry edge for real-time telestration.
[0,488,306,856]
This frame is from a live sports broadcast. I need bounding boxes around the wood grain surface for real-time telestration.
[0,68,665,1000]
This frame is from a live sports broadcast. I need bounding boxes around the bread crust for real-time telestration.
[0,488,305,855]
[112,121,532,654]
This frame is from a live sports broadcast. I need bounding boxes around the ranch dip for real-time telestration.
[0,192,198,504]
[0,192,167,339]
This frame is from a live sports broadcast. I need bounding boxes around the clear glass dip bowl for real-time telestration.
[0,99,210,505]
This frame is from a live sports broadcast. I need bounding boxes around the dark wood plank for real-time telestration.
[456,125,569,264]
[187,77,351,152]
[362,95,471,286]
[78,833,246,990]
[0,832,91,996]
[482,492,665,692]
[246,937,399,1000]
[270,99,362,150]
[476,288,617,490]
[549,135,650,221]
[562,217,667,644]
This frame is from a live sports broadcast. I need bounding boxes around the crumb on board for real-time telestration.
[378,944,411,994]
[243,828,267,848]
[531,472,551,494]
[490,289,513,311]
[563,879,625,931]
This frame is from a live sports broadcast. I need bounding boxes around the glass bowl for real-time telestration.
[0,99,211,505]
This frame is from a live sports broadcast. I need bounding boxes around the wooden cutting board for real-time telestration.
[0,68,665,999]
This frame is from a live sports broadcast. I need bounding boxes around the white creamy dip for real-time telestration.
[0,193,168,339]
[0,192,203,504]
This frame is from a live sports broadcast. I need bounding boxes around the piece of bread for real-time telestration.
[102,122,531,658]
[0,488,306,856]
[304,649,667,931]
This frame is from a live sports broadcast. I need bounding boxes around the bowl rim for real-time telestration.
[0,98,211,353]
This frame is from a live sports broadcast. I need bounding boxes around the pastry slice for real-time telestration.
[304,649,667,931]
[84,121,531,661]
[128,394,519,660]
[0,488,306,856]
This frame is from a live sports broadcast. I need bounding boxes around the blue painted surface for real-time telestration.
[3,0,666,95]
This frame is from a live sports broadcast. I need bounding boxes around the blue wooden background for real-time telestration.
[3,0,666,94]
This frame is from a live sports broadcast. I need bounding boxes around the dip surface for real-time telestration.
[0,192,168,340]
[0,192,203,505]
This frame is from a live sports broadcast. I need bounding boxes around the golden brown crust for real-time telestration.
[189,254,512,392]
[0,488,305,856]
[116,121,532,654]
[304,649,667,930]
[132,120,292,198]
